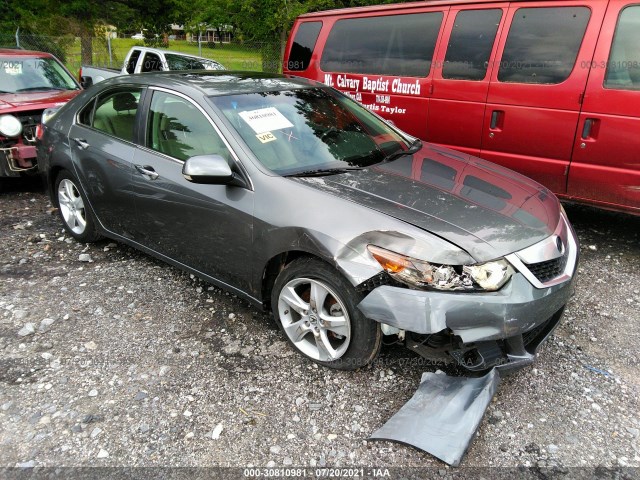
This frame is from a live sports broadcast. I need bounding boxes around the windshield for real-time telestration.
[209,87,410,175]
[0,56,79,94]
[165,53,224,71]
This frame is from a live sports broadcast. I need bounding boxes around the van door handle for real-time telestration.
[490,110,503,130]
[73,138,90,150]
[581,118,594,139]
[135,165,159,180]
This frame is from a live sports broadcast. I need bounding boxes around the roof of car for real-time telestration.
[0,48,55,58]
[101,71,320,96]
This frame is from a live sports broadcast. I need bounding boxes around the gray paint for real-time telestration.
[369,369,501,466]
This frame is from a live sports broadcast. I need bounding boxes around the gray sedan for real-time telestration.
[37,72,578,372]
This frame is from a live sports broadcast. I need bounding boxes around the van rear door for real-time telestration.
[568,1,640,213]
[428,4,508,157]
[479,1,606,193]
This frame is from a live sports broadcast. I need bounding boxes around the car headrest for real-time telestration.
[113,92,138,112]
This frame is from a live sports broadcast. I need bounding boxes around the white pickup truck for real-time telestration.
[79,46,225,88]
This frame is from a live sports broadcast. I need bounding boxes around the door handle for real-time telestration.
[490,110,503,130]
[581,118,594,139]
[135,164,159,180]
[73,138,90,150]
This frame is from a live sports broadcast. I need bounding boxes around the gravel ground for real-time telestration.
[1,178,639,473]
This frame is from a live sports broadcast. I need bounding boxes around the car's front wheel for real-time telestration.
[55,171,101,243]
[271,257,382,370]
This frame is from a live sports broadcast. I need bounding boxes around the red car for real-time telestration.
[0,49,81,184]
[284,0,640,215]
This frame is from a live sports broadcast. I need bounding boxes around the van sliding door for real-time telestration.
[427,4,509,157]
[480,2,607,194]
[569,0,640,212]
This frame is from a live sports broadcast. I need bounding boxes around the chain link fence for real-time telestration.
[0,32,283,76]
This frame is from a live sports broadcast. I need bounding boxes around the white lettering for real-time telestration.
[391,79,421,95]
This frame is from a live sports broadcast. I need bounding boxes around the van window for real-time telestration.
[287,22,322,71]
[443,9,502,81]
[320,13,443,77]
[498,7,590,84]
[605,5,640,90]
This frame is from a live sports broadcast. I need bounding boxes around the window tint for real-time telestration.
[126,49,141,74]
[141,52,162,72]
[147,91,230,162]
[78,98,95,126]
[320,13,443,77]
[498,7,590,84]
[605,5,640,90]
[92,89,142,142]
[443,9,502,81]
[288,22,322,71]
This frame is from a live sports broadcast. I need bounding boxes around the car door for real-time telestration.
[68,86,144,238]
[427,4,508,157]
[568,1,640,212]
[131,88,254,292]
[479,1,607,193]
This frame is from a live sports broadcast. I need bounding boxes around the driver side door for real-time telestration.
[131,88,254,292]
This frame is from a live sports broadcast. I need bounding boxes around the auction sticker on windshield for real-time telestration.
[3,61,22,75]
[239,107,294,134]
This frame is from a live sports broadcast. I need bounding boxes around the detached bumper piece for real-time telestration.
[369,369,500,467]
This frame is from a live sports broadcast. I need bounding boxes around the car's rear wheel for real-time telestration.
[271,257,381,370]
[55,171,101,243]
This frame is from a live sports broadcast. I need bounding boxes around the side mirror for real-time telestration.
[182,154,245,187]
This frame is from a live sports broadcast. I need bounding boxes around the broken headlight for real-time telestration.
[367,245,512,292]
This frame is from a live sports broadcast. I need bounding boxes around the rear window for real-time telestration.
[287,22,322,72]
[498,7,590,84]
[320,12,443,77]
[605,5,640,90]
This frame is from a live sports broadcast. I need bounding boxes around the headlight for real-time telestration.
[0,115,23,138]
[367,245,512,291]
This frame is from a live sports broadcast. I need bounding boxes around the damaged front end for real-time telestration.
[0,112,41,177]
[355,211,579,373]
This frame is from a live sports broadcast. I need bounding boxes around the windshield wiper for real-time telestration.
[380,138,422,164]
[15,86,66,92]
[284,167,362,178]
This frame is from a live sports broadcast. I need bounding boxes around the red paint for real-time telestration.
[284,0,640,215]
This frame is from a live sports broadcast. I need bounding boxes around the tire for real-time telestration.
[271,257,382,370]
[55,170,102,243]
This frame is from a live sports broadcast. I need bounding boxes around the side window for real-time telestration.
[498,7,591,84]
[605,5,640,90]
[78,98,95,126]
[141,52,163,73]
[126,50,141,74]
[320,12,444,77]
[92,89,142,142]
[147,91,230,162]
[287,22,322,72]
[443,9,502,81]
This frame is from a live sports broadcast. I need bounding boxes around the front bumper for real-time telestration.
[1,143,37,177]
[357,212,579,372]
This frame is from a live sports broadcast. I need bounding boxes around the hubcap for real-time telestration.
[57,179,87,235]
[278,277,351,362]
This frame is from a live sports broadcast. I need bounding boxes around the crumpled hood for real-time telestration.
[292,144,560,262]
[0,90,79,113]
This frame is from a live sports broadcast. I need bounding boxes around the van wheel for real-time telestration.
[55,171,101,243]
[271,257,382,370]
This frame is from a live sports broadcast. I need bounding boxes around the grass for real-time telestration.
[64,38,276,74]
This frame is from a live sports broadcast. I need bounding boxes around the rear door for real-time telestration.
[568,1,640,212]
[480,1,607,193]
[69,87,144,238]
[427,4,508,157]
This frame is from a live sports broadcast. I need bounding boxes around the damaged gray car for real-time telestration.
[38,72,579,374]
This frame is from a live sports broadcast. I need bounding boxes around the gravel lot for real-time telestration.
[1,178,639,473]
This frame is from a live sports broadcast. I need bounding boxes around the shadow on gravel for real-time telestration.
[0,176,45,194]
[563,203,640,241]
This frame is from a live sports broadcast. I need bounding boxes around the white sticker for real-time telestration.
[239,107,294,134]
[4,62,22,75]
[256,132,277,143]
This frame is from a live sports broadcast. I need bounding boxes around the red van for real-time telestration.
[283,0,640,215]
